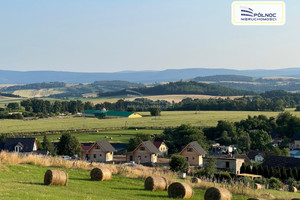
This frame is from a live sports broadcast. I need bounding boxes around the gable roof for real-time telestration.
[153,141,168,149]
[293,133,300,140]
[3,138,37,152]
[180,141,207,155]
[132,141,159,154]
[96,140,116,152]
[262,155,300,169]
[247,150,266,160]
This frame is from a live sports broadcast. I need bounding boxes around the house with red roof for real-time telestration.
[153,141,168,157]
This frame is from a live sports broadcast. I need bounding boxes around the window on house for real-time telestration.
[187,148,193,152]
[226,162,230,168]
[15,146,21,152]
[192,157,195,160]
[94,154,96,158]
[140,147,145,151]
[95,146,100,149]
[100,154,102,157]
[186,157,189,161]
[145,156,147,158]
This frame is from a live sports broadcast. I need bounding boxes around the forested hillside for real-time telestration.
[99,81,256,97]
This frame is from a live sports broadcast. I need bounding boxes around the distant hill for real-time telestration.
[0,81,145,98]
[192,75,300,92]
[99,81,256,97]
[1,68,300,84]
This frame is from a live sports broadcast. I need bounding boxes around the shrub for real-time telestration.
[268,177,282,190]
[169,155,188,173]
[218,171,232,181]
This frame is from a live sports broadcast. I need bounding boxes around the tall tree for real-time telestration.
[56,133,81,156]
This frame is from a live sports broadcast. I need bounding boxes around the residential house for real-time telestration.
[153,141,168,157]
[204,156,245,174]
[262,155,300,169]
[179,141,207,167]
[247,150,265,162]
[289,133,300,150]
[81,140,116,162]
[0,138,38,153]
[126,141,159,164]
[210,143,237,155]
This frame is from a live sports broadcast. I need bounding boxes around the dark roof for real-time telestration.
[182,141,207,155]
[96,140,116,152]
[247,150,265,160]
[153,141,167,149]
[0,142,5,150]
[3,138,37,152]
[293,133,300,140]
[262,155,300,169]
[140,141,160,154]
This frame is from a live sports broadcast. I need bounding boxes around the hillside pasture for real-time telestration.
[12,89,63,98]
[1,109,300,134]
[32,129,163,143]
[0,163,252,200]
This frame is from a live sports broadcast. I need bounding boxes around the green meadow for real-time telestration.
[32,129,163,143]
[0,163,250,200]
[1,110,300,134]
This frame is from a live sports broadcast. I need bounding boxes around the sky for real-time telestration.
[0,0,299,72]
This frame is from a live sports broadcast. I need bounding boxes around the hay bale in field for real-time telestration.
[90,167,112,181]
[204,187,232,200]
[288,186,297,193]
[168,182,193,199]
[254,183,262,190]
[190,177,201,184]
[144,176,168,191]
[44,169,68,186]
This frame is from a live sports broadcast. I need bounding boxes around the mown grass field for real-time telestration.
[1,109,300,134]
[0,164,251,200]
[32,129,163,143]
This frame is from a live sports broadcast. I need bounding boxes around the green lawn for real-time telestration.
[32,129,163,143]
[0,164,250,200]
[1,110,300,134]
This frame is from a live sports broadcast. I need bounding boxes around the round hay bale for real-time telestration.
[44,169,68,186]
[204,187,232,200]
[288,186,297,193]
[254,183,262,190]
[190,177,201,184]
[90,167,112,181]
[144,176,168,191]
[168,182,193,199]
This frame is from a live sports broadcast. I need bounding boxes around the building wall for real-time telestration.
[126,144,157,163]
[83,144,113,162]
[158,144,168,157]
[294,140,300,149]
[180,145,203,166]
[210,158,244,174]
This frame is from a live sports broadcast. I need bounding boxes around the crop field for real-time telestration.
[32,129,163,143]
[1,109,300,134]
[0,164,251,200]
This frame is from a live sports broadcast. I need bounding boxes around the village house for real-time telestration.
[81,140,116,162]
[0,138,38,153]
[179,141,207,167]
[247,150,265,162]
[126,141,159,164]
[210,143,237,155]
[289,133,300,150]
[153,141,168,157]
[204,156,245,174]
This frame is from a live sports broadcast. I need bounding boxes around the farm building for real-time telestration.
[82,109,107,118]
[106,111,142,118]
[204,156,245,174]
[0,138,38,153]
[179,141,207,167]
[153,141,168,157]
[126,141,159,164]
[81,140,116,162]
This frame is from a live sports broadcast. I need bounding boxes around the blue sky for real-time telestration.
[0,0,299,72]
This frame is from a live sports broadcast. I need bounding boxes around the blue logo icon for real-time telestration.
[240,6,253,17]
